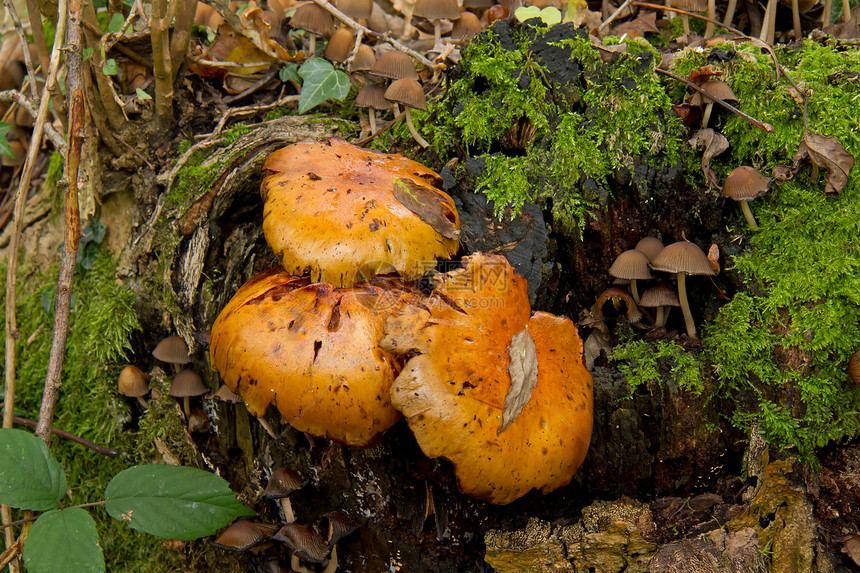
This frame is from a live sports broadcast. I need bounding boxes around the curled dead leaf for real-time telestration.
[689,128,730,190]
[500,328,538,434]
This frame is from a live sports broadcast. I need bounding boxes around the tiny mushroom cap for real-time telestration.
[635,236,664,261]
[848,349,860,386]
[385,78,429,148]
[272,522,330,564]
[349,44,376,72]
[452,12,483,43]
[118,365,149,398]
[650,239,716,338]
[262,468,308,524]
[414,0,461,47]
[335,0,373,18]
[355,83,391,134]
[723,166,771,229]
[608,249,652,304]
[210,520,279,552]
[318,511,357,546]
[669,0,708,34]
[369,51,419,80]
[691,80,738,128]
[289,3,335,36]
[324,27,355,63]
[152,335,190,364]
[381,254,593,504]
[170,369,208,418]
[639,281,680,328]
[593,286,643,323]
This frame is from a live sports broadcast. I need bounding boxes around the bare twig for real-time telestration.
[102,0,141,53]
[309,0,438,71]
[598,0,633,33]
[150,0,174,127]
[655,67,774,132]
[12,416,122,457]
[34,0,79,444]
[0,90,68,152]
[169,0,197,82]
[206,94,301,135]
[1,0,39,102]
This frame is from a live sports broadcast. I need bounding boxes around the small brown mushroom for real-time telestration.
[650,239,716,339]
[261,468,308,524]
[118,365,150,409]
[272,522,330,573]
[169,369,208,419]
[413,0,460,49]
[318,511,357,573]
[635,236,664,261]
[210,520,279,552]
[290,3,335,57]
[608,249,653,305]
[369,51,419,81]
[349,43,376,73]
[324,27,355,63]
[639,281,680,328]
[335,0,373,18]
[152,335,190,365]
[723,166,770,229]
[690,80,737,129]
[385,78,429,148]
[451,11,482,43]
[848,349,860,386]
[355,83,391,134]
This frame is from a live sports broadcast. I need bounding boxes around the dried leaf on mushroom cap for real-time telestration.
[381,254,593,504]
[261,139,459,287]
[210,268,422,446]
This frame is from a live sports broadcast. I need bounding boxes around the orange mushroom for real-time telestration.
[210,267,422,447]
[261,139,460,287]
[381,254,593,505]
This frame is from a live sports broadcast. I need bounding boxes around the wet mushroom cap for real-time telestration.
[211,520,279,551]
[261,139,459,287]
[272,523,330,563]
[650,241,716,276]
[118,365,150,398]
[210,268,421,446]
[635,237,664,261]
[355,84,391,110]
[289,3,335,36]
[384,78,427,111]
[152,335,190,364]
[350,44,376,72]
[608,249,652,280]
[262,468,308,500]
[723,166,771,201]
[318,511,357,545]
[169,369,208,398]
[690,80,737,106]
[381,254,593,505]
[324,27,355,63]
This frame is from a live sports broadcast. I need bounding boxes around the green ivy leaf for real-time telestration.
[102,59,119,76]
[0,123,15,159]
[279,62,300,84]
[297,58,350,114]
[135,88,152,101]
[0,429,66,511]
[106,13,125,33]
[82,47,93,61]
[23,509,104,573]
[104,465,254,540]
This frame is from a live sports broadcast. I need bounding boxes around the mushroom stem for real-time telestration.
[629,279,641,305]
[822,0,832,25]
[723,0,737,25]
[279,498,296,524]
[740,201,758,228]
[701,102,714,129]
[433,18,443,49]
[843,0,850,22]
[403,108,429,148]
[290,554,313,573]
[704,0,715,38]
[257,417,278,439]
[308,34,317,58]
[662,306,672,327]
[182,397,191,419]
[791,0,801,39]
[676,273,697,338]
[368,109,377,134]
[322,546,338,573]
[681,14,690,35]
[653,306,664,328]
[137,396,150,410]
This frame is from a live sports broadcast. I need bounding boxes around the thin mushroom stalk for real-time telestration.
[403,108,429,148]
[676,273,697,338]
[740,202,758,228]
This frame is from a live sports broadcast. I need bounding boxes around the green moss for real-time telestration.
[612,334,704,396]
[429,21,686,235]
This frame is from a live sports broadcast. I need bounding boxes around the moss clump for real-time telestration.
[429,20,686,235]
[612,335,704,396]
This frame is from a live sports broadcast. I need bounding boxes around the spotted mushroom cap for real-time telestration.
[381,254,593,504]
[210,268,422,446]
[261,139,460,287]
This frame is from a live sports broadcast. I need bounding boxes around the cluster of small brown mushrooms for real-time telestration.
[209,139,593,506]
[211,467,357,572]
[601,236,717,339]
[117,335,210,431]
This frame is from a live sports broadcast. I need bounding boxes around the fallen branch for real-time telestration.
[0,90,67,152]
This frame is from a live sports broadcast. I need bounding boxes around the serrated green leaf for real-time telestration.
[0,123,15,159]
[102,59,119,76]
[279,63,300,84]
[106,13,125,33]
[104,465,254,540]
[0,429,66,511]
[135,88,152,101]
[23,509,104,573]
[297,58,350,113]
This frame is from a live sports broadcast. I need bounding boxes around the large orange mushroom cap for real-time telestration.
[210,267,419,446]
[261,139,460,287]
[381,254,593,504]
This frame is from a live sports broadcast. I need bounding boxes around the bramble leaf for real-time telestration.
[23,508,104,573]
[0,429,66,511]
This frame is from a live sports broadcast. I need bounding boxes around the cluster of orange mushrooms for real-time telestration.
[209,139,593,505]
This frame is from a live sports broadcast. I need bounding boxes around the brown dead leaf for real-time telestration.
[688,128,730,189]
[612,10,658,37]
[392,177,460,240]
[708,243,720,273]
[240,6,291,61]
[775,131,856,196]
[500,328,539,434]
[687,65,723,86]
